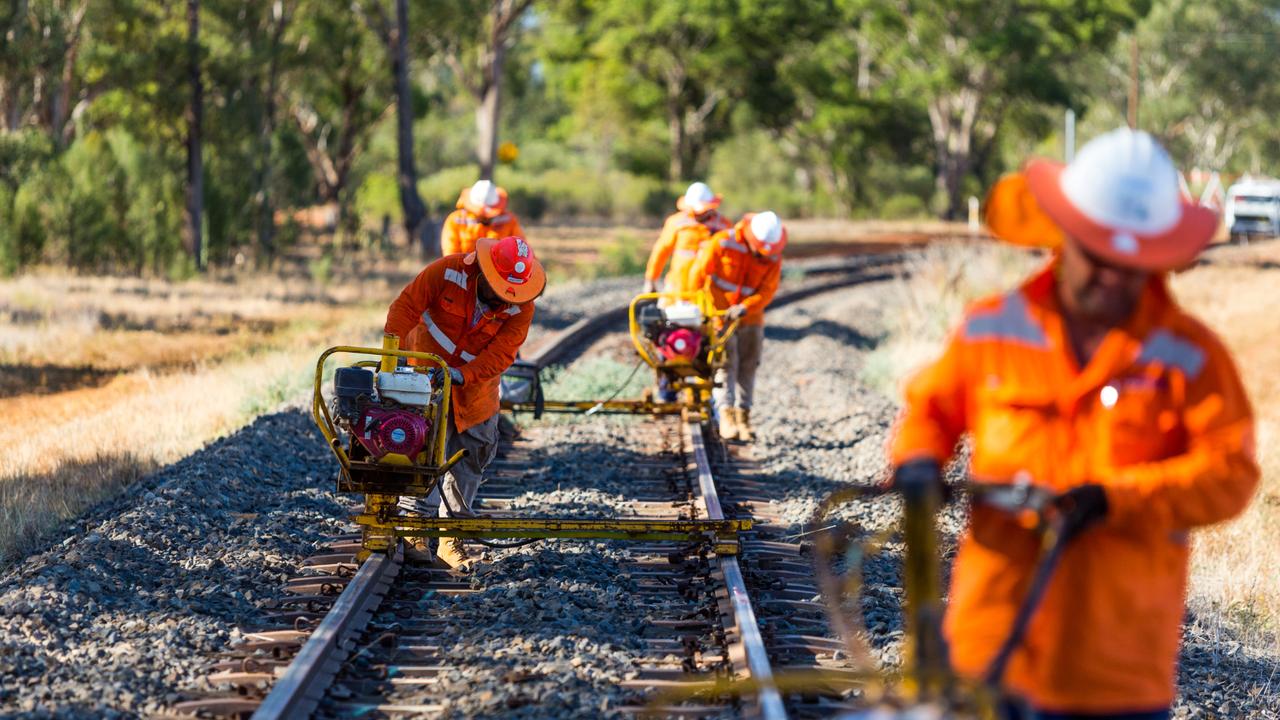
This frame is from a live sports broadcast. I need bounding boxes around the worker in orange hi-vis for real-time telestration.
[385,235,545,569]
[688,211,784,443]
[441,179,525,256]
[889,128,1259,720]
[644,181,733,295]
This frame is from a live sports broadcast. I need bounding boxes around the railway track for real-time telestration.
[174,254,904,719]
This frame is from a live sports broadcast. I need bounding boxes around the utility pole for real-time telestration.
[1127,36,1139,130]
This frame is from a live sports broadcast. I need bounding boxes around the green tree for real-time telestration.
[1083,0,1280,173]
[546,0,826,183]
[857,0,1149,218]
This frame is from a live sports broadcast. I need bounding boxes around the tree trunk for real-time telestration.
[928,89,981,220]
[183,0,205,270]
[666,99,687,183]
[475,39,504,181]
[254,2,289,264]
[393,0,428,253]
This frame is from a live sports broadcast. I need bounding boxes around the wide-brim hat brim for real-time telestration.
[475,236,545,304]
[1025,159,1218,271]
[676,195,722,214]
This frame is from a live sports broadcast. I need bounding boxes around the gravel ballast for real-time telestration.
[0,409,347,717]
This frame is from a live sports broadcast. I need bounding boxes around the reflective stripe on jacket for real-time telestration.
[441,207,525,256]
[385,254,533,431]
[889,259,1258,713]
[645,209,731,292]
[686,220,781,326]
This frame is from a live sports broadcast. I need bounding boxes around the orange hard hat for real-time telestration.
[475,235,545,304]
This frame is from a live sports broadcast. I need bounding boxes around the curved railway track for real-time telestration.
[174,254,905,719]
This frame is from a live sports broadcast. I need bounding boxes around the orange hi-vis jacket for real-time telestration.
[890,260,1258,714]
[385,254,534,432]
[440,201,524,256]
[688,221,781,326]
[645,210,732,293]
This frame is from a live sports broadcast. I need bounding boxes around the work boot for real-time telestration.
[436,536,470,570]
[404,537,434,564]
[736,407,755,442]
[718,406,740,441]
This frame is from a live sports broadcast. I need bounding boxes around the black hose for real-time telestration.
[585,358,647,414]
[438,489,545,550]
[983,519,1073,687]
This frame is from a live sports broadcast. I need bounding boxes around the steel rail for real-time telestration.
[252,544,403,720]
[686,420,788,720]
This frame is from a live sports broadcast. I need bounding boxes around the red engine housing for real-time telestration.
[355,407,430,460]
[658,327,702,361]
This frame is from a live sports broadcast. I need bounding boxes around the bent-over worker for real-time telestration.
[890,128,1258,720]
[689,211,785,442]
[441,179,525,256]
[385,235,546,568]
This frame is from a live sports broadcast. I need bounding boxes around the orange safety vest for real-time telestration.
[687,221,781,326]
[645,210,732,293]
[385,254,534,431]
[890,259,1258,713]
[440,204,524,256]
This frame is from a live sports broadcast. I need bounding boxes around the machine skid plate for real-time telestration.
[354,514,751,554]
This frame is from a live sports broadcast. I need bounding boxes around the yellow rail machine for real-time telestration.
[314,335,748,559]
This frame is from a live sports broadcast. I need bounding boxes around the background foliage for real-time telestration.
[1,0,1277,274]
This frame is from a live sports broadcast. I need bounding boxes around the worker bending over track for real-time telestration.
[441,179,525,256]
[644,181,732,295]
[689,211,785,442]
[890,128,1259,720]
[385,235,546,568]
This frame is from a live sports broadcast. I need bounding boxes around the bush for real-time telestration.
[879,193,929,219]
[419,165,669,223]
[355,171,403,225]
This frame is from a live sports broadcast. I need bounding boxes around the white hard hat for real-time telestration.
[750,211,783,244]
[1024,127,1218,270]
[678,181,722,214]
[469,179,500,209]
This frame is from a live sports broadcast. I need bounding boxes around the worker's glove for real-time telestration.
[890,459,945,502]
[1051,484,1108,539]
[643,279,658,294]
[725,304,747,321]
[428,366,465,388]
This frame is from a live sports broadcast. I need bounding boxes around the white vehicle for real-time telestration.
[1225,177,1280,243]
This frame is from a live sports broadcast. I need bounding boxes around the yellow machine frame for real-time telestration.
[501,289,740,420]
[314,334,749,560]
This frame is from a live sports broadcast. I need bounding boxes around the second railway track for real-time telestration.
[177,256,904,719]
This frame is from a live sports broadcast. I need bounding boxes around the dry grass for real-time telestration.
[868,240,1280,651]
[861,242,1041,393]
[0,268,388,565]
[1167,244,1280,646]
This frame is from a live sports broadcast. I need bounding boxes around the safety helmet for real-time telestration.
[461,179,509,219]
[743,211,787,257]
[473,235,545,304]
[676,181,722,215]
[988,128,1218,270]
